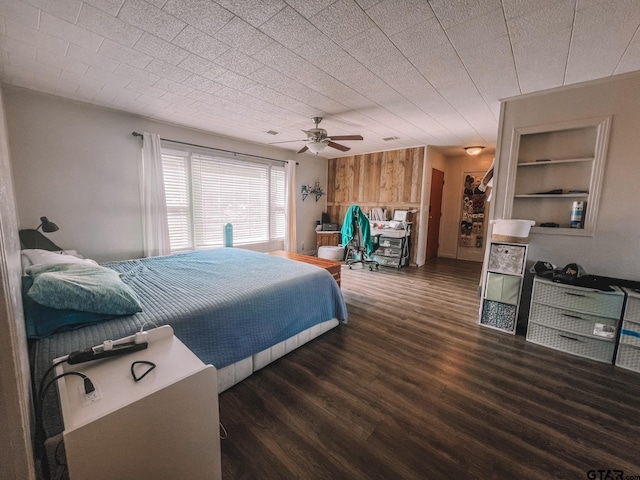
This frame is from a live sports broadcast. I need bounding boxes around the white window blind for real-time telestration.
[161,152,192,251]
[160,148,285,252]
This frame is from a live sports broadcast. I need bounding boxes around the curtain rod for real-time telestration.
[131,132,297,165]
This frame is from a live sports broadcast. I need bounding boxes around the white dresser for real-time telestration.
[616,288,640,372]
[527,277,624,363]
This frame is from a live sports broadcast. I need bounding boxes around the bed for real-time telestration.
[23,246,347,439]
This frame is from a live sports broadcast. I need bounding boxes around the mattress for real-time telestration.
[31,248,347,437]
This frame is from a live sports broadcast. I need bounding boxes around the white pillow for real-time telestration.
[21,249,98,268]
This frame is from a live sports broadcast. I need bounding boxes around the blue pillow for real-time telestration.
[21,277,120,339]
[26,263,142,316]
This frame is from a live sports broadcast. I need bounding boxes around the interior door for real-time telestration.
[426,168,444,262]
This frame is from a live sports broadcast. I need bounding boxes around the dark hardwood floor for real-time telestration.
[219,258,640,480]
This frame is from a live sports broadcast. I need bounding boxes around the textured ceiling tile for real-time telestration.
[77,3,143,47]
[215,70,257,91]
[134,32,190,65]
[162,0,233,37]
[410,40,467,87]
[507,2,575,45]
[82,0,125,17]
[118,0,186,41]
[565,0,640,84]
[0,0,40,29]
[251,42,307,74]
[428,0,502,29]
[24,0,82,23]
[39,12,104,51]
[459,36,521,101]
[214,16,274,55]
[507,5,574,93]
[145,58,192,83]
[66,43,120,71]
[213,0,286,27]
[160,91,196,107]
[172,26,230,62]
[114,62,161,85]
[126,79,166,97]
[365,0,434,36]
[154,77,194,95]
[260,6,323,49]
[182,73,225,94]
[35,47,88,74]
[84,64,132,87]
[340,26,397,61]
[8,54,61,78]
[2,36,37,60]
[294,34,348,66]
[98,38,153,69]
[214,49,264,76]
[244,84,317,116]
[445,7,507,51]
[247,65,291,89]
[502,0,574,20]
[186,89,222,107]
[310,0,375,44]
[390,17,449,58]
[284,0,334,18]
[355,0,383,10]
[178,54,227,79]
[616,33,640,74]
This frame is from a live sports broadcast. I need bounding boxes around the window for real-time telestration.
[161,147,285,252]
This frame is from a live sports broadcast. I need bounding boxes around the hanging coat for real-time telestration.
[340,205,374,255]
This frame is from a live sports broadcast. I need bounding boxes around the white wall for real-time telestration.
[4,86,325,262]
[0,87,36,479]
[493,71,640,280]
[439,153,493,261]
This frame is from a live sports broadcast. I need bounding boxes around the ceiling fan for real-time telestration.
[270,117,363,154]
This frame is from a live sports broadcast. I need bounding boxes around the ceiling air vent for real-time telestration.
[383,136,399,141]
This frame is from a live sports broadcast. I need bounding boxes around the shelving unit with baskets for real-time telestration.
[479,241,529,334]
[503,116,611,236]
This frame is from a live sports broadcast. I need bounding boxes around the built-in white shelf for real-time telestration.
[517,157,593,167]
[514,193,589,198]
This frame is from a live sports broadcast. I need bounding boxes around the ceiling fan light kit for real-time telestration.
[269,117,363,155]
[307,141,329,154]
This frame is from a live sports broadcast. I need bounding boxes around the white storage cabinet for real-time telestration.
[616,289,640,372]
[527,277,624,363]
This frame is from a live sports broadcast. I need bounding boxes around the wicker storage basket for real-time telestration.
[490,219,535,244]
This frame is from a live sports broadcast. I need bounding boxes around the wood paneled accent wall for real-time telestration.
[326,147,424,265]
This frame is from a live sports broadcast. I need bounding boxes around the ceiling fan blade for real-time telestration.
[327,141,350,152]
[268,139,307,145]
[297,146,309,154]
[328,135,363,141]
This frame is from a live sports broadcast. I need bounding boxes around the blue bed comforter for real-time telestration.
[31,248,347,437]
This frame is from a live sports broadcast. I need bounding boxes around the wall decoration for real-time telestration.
[459,171,486,248]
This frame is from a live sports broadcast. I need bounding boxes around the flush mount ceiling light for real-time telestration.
[464,146,485,156]
[307,140,329,154]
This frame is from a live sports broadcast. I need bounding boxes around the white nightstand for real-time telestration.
[54,326,221,480]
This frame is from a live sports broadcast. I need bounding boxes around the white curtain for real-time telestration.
[284,160,297,252]
[140,132,170,257]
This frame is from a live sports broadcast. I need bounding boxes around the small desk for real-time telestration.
[316,231,341,248]
[268,250,342,287]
